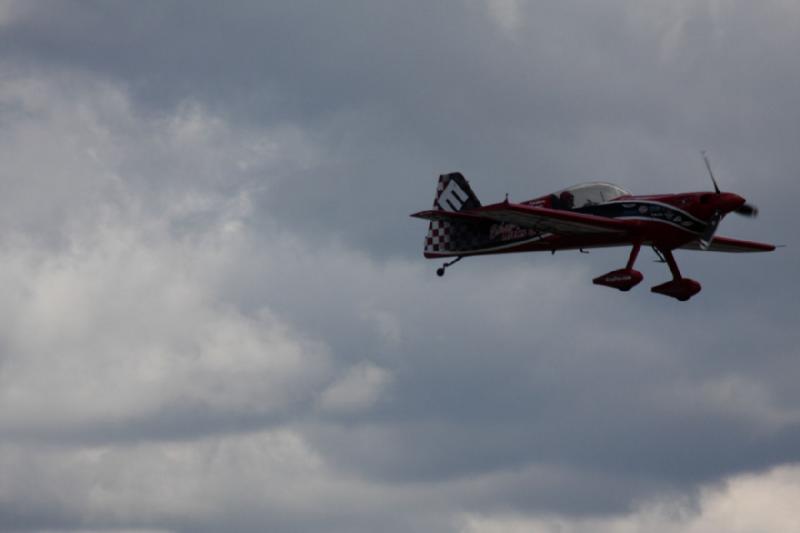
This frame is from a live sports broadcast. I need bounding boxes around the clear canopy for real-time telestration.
[556,182,631,208]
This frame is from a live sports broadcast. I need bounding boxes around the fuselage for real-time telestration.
[474,190,746,255]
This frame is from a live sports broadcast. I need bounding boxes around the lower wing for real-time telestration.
[679,236,776,252]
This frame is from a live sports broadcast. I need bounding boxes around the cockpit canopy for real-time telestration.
[555,182,631,209]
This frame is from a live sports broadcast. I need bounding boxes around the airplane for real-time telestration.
[411,154,775,301]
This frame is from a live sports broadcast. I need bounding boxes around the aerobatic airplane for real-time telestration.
[411,154,774,301]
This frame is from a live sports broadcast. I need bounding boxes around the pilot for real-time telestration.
[559,190,574,210]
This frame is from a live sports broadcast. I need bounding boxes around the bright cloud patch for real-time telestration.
[0,225,329,432]
[459,463,800,533]
[319,362,392,414]
[485,0,523,35]
[0,73,330,436]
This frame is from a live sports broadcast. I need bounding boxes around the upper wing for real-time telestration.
[679,235,776,252]
[465,201,630,236]
[412,202,631,236]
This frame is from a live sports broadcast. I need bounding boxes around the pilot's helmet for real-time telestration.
[559,190,574,209]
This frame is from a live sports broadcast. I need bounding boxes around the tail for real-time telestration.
[431,172,481,212]
[421,172,490,257]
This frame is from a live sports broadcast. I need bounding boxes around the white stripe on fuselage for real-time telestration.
[613,216,702,234]
[603,199,706,225]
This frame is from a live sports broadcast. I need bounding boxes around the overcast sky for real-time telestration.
[0,1,798,532]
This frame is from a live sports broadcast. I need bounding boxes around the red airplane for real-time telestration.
[411,155,775,301]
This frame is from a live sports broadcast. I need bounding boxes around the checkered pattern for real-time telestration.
[424,173,488,254]
[425,175,458,253]
[424,219,451,253]
[433,175,448,206]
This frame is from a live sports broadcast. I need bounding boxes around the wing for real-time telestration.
[679,235,776,252]
[411,202,632,257]
[412,202,631,236]
[465,201,630,236]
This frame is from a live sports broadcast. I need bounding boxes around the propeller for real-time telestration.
[701,150,721,194]
[735,203,758,218]
[699,150,759,247]
[699,151,723,248]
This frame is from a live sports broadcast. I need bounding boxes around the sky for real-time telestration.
[0,1,798,532]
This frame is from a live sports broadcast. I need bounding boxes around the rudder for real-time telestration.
[431,172,481,212]
[424,173,489,257]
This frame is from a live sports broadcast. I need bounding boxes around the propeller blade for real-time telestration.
[699,152,760,221]
[701,150,721,194]
[699,210,722,250]
[735,203,758,217]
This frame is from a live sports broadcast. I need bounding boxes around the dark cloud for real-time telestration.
[5,1,797,253]
[0,2,796,262]
[0,1,799,532]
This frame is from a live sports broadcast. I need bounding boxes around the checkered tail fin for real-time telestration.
[423,172,485,257]
[431,172,481,212]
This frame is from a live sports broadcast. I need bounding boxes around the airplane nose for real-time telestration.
[719,193,746,213]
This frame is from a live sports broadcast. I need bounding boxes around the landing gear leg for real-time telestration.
[650,249,701,301]
[625,242,641,271]
[592,242,644,291]
[436,256,463,277]
[663,249,682,279]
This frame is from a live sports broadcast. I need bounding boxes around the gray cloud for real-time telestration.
[0,1,799,532]
[4,1,797,253]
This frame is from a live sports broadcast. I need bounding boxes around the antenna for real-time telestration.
[701,150,721,194]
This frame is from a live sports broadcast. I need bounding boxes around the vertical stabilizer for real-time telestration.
[431,172,481,212]
[424,173,485,256]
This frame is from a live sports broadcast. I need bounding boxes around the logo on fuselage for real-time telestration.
[489,223,540,242]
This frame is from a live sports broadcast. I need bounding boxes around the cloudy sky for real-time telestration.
[0,1,798,531]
